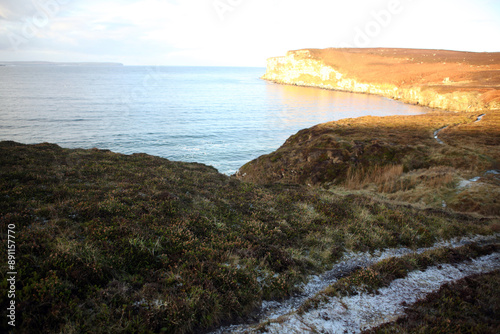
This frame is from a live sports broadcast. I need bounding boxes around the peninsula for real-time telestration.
[261,48,500,112]
[0,61,124,66]
[239,48,500,215]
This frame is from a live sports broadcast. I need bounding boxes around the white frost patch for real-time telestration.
[211,234,498,333]
[133,298,168,309]
[475,114,486,122]
[458,176,482,189]
[457,168,500,189]
[263,253,500,334]
[433,126,447,145]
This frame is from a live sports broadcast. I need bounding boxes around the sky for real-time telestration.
[0,0,499,66]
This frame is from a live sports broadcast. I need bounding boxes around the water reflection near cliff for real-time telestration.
[265,82,428,127]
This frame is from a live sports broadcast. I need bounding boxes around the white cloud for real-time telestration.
[0,0,498,65]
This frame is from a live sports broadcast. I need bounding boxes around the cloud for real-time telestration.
[0,0,499,65]
[0,0,37,20]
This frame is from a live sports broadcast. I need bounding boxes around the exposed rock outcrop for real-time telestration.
[262,48,500,112]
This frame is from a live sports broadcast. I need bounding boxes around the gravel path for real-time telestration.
[211,234,499,333]
[263,252,500,333]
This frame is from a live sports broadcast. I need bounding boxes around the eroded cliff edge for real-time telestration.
[262,48,500,112]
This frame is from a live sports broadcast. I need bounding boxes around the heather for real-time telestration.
[0,141,494,333]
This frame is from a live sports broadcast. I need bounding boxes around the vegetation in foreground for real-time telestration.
[0,141,496,333]
[298,243,499,315]
[365,270,500,334]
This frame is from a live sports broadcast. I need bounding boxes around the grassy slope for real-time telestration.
[238,110,500,215]
[0,141,496,333]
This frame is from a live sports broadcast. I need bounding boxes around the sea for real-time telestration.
[0,66,428,175]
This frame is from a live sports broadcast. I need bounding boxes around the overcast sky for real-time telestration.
[0,0,499,66]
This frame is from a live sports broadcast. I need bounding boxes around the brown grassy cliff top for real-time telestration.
[295,48,500,104]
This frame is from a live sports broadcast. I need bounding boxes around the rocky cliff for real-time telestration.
[262,48,500,112]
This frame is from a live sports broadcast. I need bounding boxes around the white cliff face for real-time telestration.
[262,51,368,93]
[262,51,491,112]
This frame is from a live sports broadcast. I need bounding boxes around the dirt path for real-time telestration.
[261,253,500,333]
[433,126,448,144]
[433,113,486,145]
[211,234,498,333]
[436,113,500,189]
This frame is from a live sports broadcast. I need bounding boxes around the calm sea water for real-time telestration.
[0,66,427,174]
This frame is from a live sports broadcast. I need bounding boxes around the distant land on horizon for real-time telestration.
[0,61,124,66]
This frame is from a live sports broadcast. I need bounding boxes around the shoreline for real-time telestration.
[261,77,440,114]
[239,49,500,215]
[261,48,500,113]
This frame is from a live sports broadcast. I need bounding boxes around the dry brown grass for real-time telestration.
[449,183,500,216]
[303,48,500,104]
[344,164,404,191]
[382,166,455,193]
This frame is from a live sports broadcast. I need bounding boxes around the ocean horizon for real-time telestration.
[0,65,429,174]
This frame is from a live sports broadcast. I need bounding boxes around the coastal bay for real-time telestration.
[1,48,499,333]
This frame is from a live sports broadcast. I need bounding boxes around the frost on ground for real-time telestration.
[263,253,500,334]
[434,113,484,145]
[211,234,498,334]
[457,170,500,188]
[433,126,447,144]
